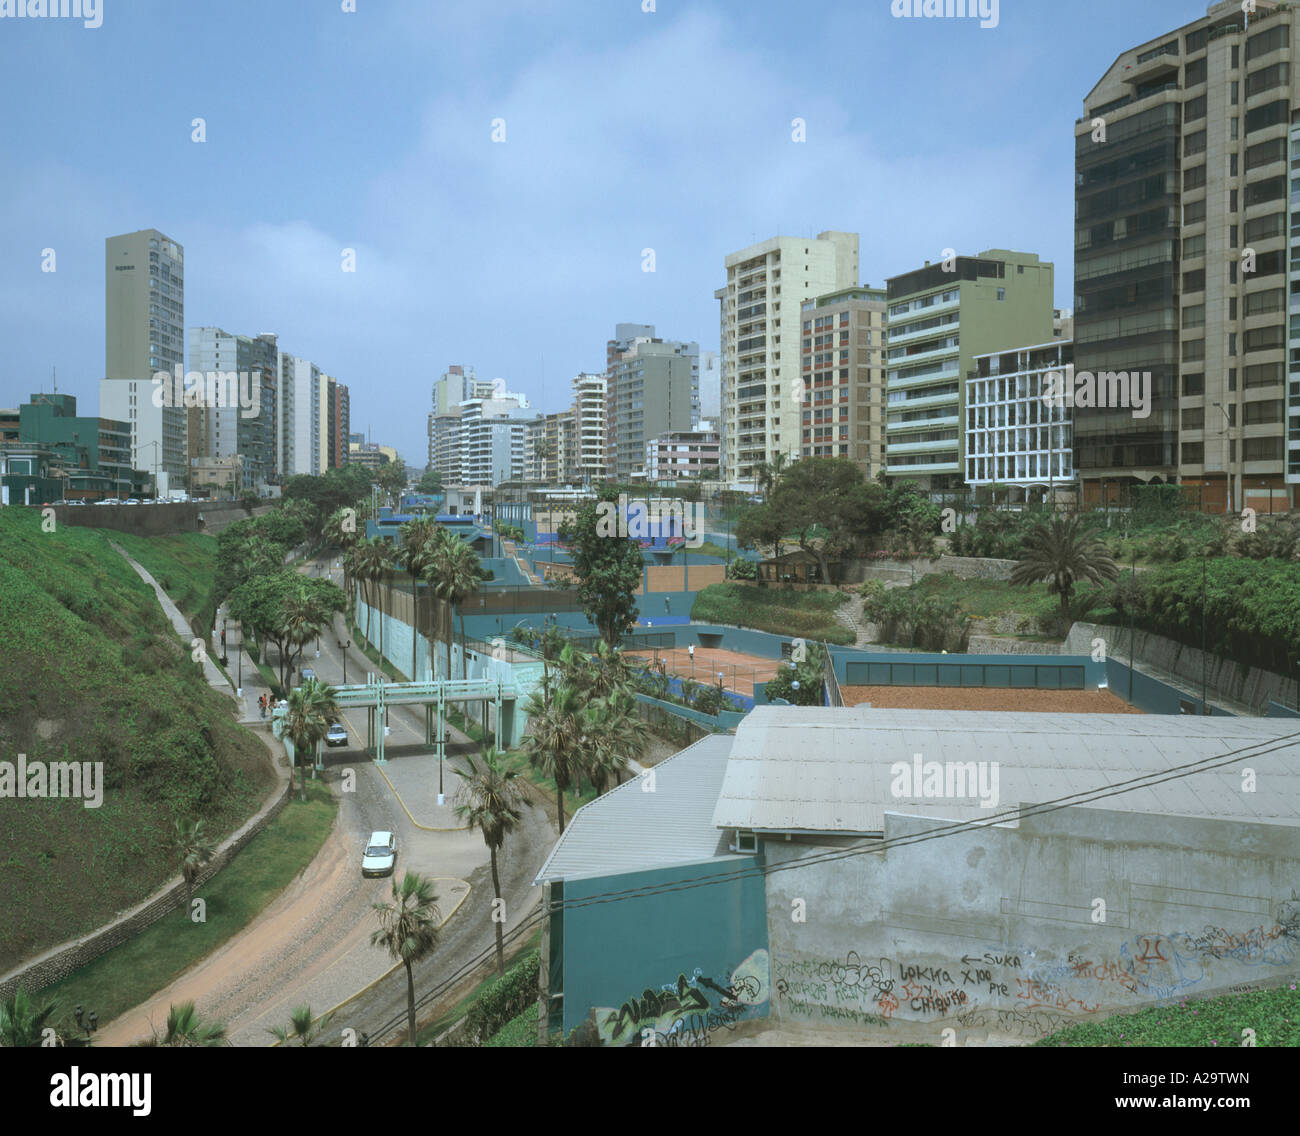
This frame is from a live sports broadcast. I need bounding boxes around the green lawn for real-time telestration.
[107,529,220,635]
[1034,985,1300,1047]
[691,582,854,644]
[34,779,337,1041]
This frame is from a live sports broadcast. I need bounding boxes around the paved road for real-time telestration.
[100,554,559,1047]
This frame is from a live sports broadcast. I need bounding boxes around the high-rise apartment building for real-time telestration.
[604,324,700,480]
[1076,0,1296,511]
[884,251,1055,490]
[715,231,859,487]
[187,327,279,487]
[332,381,350,471]
[798,286,888,478]
[278,354,322,477]
[573,372,606,483]
[101,229,186,492]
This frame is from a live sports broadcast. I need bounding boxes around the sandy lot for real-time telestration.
[841,686,1142,713]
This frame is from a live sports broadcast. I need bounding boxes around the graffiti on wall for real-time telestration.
[594,948,770,1047]
[772,894,1300,1035]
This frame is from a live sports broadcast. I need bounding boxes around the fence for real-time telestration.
[842,659,1088,690]
[821,640,844,707]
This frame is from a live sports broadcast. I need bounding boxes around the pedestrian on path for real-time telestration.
[664,596,671,614]
[688,643,695,659]
[259,694,267,719]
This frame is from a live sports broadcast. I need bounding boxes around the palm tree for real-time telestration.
[285,679,339,800]
[370,872,441,1046]
[172,817,215,916]
[582,691,645,793]
[445,539,483,680]
[453,749,532,976]
[353,536,389,654]
[0,989,57,1048]
[267,1004,335,1047]
[1010,515,1120,631]
[522,683,584,833]
[135,1001,228,1047]
[425,527,459,679]
[399,518,440,680]
[324,505,360,603]
[276,589,329,691]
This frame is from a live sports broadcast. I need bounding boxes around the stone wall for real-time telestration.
[49,501,266,537]
[0,757,291,1002]
[1067,622,1297,712]
[856,555,1018,583]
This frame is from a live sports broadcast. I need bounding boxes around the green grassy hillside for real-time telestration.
[0,509,274,972]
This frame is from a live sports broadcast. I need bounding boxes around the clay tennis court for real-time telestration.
[841,686,1143,713]
[628,644,783,696]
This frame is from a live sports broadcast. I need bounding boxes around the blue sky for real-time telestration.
[0,0,1203,464]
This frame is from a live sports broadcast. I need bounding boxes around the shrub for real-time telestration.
[465,951,540,1046]
[726,557,757,580]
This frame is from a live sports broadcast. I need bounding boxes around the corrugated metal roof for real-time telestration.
[712,705,1300,834]
[533,733,742,884]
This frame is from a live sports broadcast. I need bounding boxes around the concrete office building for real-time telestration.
[644,426,720,482]
[885,251,1056,491]
[798,286,888,478]
[1076,0,1298,511]
[605,324,700,480]
[1,393,139,503]
[102,229,186,493]
[698,349,721,420]
[187,327,279,488]
[525,407,578,484]
[966,339,1076,502]
[459,396,531,486]
[278,354,322,477]
[715,232,860,487]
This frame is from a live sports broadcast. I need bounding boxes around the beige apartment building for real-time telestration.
[715,231,860,488]
[798,286,888,479]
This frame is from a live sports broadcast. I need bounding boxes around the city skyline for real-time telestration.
[0,0,1194,465]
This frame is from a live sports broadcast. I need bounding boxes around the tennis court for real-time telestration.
[627,644,785,697]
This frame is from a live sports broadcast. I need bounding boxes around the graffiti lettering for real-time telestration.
[899,964,952,984]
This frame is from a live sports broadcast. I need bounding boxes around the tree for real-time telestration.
[352,536,387,651]
[227,571,344,692]
[284,679,339,800]
[399,517,441,680]
[416,468,443,495]
[558,489,643,647]
[581,691,644,793]
[267,1004,335,1047]
[324,505,361,606]
[453,749,532,976]
[371,872,441,1046]
[521,683,584,832]
[769,458,880,583]
[764,645,827,706]
[735,500,787,560]
[135,1001,228,1047]
[0,989,57,1048]
[444,538,484,680]
[1011,515,1120,631]
[172,817,215,916]
[376,458,408,508]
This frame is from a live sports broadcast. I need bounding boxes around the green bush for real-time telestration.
[726,557,757,580]
[465,951,541,1046]
[691,582,854,644]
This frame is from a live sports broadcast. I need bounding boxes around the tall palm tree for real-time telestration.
[135,1001,228,1047]
[582,691,645,794]
[522,683,584,833]
[285,679,339,800]
[0,989,57,1048]
[453,749,532,976]
[399,518,440,680]
[1010,515,1120,630]
[324,505,360,603]
[353,536,389,653]
[172,817,215,917]
[276,589,328,691]
[425,527,459,679]
[445,539,483,680]
[267,1004,335,1047]
[370,872,441,1047]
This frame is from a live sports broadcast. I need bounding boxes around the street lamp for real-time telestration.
[341,638,351,684]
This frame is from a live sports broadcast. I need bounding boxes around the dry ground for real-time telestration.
[628,644,782,696]
[842,686,1143,713]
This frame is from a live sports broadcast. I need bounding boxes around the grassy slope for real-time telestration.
[691,581,854,644]
[0,509,274,972]
[36,779,336,1039]
[1034,986,1300,1047]
[109,529,220,636]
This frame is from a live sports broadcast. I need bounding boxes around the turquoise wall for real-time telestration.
[560,857,770,1045]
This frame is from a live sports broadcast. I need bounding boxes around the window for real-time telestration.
[996,288,1006,301]
[1185,94,1207,122]
[1183,234,1206,257]
[1244,399,1284,425]
[1184,164,1207,190]
[1245,100,1287,134]
[1182,339,1206,362]
[1245,211,1286,242]
[1185,58,1207,86]
[1184,129,1207,156]
[1243,362,1284,388]
[1183,303,1206,328]
[1246,175,1287,206]
[1245,288,1285,315]
[1231,80,1239,105]
[1244,437,1282,462]
[1181,442,1205,464]
[1184,198,1207,225]
[1244,325,1285,352]
[1181,407,1205,430]
[1246,61,1290,97]
[1183,267,1206,292]
[1245,23,1289,64]
[1182,372,1205,396]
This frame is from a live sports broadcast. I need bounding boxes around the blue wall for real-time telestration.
[559,857,770,1045]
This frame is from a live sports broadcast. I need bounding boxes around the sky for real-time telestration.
[0,0,1209,465]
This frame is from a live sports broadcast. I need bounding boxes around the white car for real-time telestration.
[325,722,348,748]
[362,831,397,878]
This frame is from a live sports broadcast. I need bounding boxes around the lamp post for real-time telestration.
[1201,555,1209,715]
[342,639,351,684]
